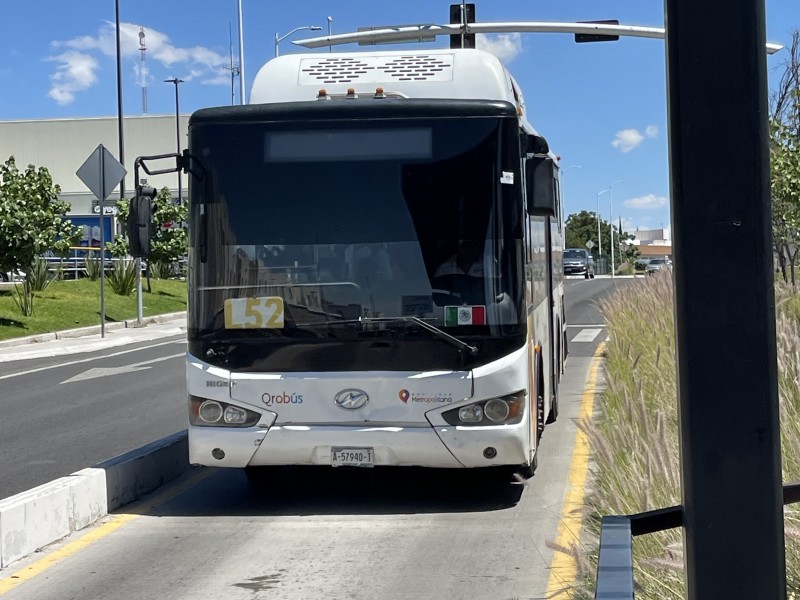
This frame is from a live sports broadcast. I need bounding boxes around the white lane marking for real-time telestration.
[60,353,185,384]
[571,328,602,343]
[0,339,185,381]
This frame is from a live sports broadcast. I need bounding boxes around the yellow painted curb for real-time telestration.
[0,468,213,596]
[545,341,606,598]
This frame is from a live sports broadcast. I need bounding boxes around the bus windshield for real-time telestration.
[188,115,524,371]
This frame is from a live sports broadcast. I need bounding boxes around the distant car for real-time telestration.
[0,270,25,282]
[646,258,672,275]
[563,248,595,279]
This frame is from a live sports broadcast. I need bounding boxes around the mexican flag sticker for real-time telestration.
[444,305,486,326]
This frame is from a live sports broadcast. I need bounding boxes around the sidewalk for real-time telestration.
[0,311,187,362]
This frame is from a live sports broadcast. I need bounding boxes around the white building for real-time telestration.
[0,115,187,246]
[630,227,672,258]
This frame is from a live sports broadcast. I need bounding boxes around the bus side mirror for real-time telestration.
[128,186,157,258]
[525,133,549,155]
[526,156,557,217]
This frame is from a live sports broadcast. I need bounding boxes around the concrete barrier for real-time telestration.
[0,430,191,568]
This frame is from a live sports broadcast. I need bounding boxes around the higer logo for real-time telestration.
[261,392,303,407]
[334,389,369,410]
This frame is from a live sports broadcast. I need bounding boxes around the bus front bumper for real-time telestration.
[188,421,529,469]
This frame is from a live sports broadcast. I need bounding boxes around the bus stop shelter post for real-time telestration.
[664,0,785,597]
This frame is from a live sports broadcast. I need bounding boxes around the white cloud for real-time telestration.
[611,129,645,153]
[476,33,522,63]
[46,51,100,105]
[48,21,228,105]
[624,194,669,209]
[611,125,658,153]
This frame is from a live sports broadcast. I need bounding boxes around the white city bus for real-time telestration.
[176,48,565,477]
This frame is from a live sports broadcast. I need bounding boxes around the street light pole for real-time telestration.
[275,26,323,57]
[608,180,626,278]
[327,16,333,52]
[115,0,130,329]
[237,0,245,104]
[597,189,610,262]
[164,78,184,206]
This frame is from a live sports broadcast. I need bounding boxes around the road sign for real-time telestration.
[76,144,126,201]
[75,144,126,339]
[586,240,595,249]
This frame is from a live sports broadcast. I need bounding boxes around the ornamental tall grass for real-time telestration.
[570,272,800,598]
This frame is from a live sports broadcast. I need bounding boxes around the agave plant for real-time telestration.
[84,251,101,281]
[27,256,56,292]
[106,258,138,296]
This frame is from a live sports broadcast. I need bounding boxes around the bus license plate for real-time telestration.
[331,447,374,467]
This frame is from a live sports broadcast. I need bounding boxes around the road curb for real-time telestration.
[0,312,187,349]
[0,430,191,568]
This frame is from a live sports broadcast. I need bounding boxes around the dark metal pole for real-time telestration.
[114,0,124,330]
[665,0,785,597]
[115,0,125,201]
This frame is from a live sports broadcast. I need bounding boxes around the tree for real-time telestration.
[565,210,603,251]
[0,156,81,315]
[565,210,637,273]
[770,30,800,287]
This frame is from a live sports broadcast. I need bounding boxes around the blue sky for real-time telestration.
[1,1,796,236]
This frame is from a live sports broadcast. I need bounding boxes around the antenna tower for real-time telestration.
[138,27,148,113]
[223,22,240,105]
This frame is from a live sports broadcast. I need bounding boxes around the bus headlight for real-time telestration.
[484,398,511,422]
[189,395,261,427]
[199,400,223,423]
[458,404,483,423]
[442,392,525,427]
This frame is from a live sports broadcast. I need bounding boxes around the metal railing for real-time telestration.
[594,482,800,598]
[41,247,103,280]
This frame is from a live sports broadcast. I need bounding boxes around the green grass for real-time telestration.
[0,278,187,341]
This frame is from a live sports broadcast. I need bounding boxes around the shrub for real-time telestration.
[149,260,173,280]
[616,262,635,276]
[107,258,137,296]
[84,251,101,281]
[27,256,56,292]
[10,279,34,316]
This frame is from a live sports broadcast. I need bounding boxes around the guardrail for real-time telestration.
[594,481,800,598]
[41,246,104,280]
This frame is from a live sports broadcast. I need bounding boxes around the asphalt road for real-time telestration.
[0,277,632,599]
[0,331,188,499]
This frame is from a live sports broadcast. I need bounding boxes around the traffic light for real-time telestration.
[574,20,620,43]
[450,3,475,49]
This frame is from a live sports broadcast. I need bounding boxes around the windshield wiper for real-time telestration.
[195,316,479,356]
[358,316,478,356]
